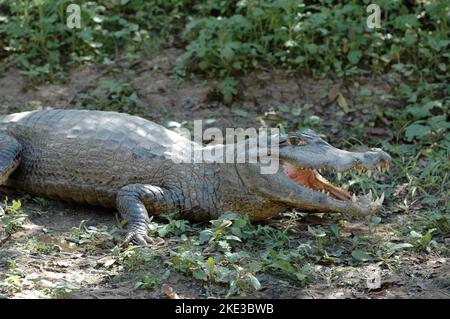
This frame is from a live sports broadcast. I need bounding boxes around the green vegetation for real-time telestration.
[24,238,59,255]
[0,0,192,80]
[0,198,28,235]
[178,0,448,82]
[68,219,119,249]
[75,80,142,113]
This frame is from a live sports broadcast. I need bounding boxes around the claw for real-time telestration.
[373,192,385,207]
[119,230,155,248]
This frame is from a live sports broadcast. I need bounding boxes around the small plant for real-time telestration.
[51,283,78,299]
[69,220,117,248]
[0,198,28,235]
[75,80,142,113]
[219,77,239,104]
[0,261,25,295]
[409,229,438,252]
[25,239,59,255]
[115,246,160,271]
[134,270,170,290]
[33,197,52,210]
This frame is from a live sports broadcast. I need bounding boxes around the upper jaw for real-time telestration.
[333,148,392,174]
[288,148,392,174]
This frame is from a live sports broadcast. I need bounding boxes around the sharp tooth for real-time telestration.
[352,194,357,202]
[367,170,372,178]
[386,163,390,172]
[377,165,381,172]
[326,191,330,196]
[379,192,385,205]
[368,189,373,199]
[337,172,342,180]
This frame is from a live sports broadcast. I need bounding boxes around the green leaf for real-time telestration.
[272,259,295,273]
[351,250,371,262]
[387,243,413,254]
[206,257,215,276]
[193,269,208,281]
[406,106,431,120]
[404,32,416,46]
[405,123,431,141]
[394,14,419,28]
[347,50,362,64]
[221,45,235,61]
[329,223,340,238]
[308,226,326,238]
[305,43,318,54]
[247,262,262,272]
[199,229,213,244]
[223,235,242,242]
[247,274,261,290]
[219,77,238,104]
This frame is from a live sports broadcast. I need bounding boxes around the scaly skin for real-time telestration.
[0,110,391,245]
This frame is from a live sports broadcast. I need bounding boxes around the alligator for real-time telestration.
[0,109,391,245]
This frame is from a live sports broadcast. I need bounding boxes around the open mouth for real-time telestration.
[282,161,389,205]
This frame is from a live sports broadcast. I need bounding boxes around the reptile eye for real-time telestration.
[288,136,307,146]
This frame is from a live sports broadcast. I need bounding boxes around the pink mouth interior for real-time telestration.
[282,162,351,201]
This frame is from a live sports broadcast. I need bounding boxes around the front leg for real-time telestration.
[116,184,182,245]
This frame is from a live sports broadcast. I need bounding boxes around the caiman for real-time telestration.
[0,110,391,245]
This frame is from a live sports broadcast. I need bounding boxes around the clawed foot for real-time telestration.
[120,230,155,248]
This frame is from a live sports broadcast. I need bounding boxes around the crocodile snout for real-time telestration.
[359,148,391,169]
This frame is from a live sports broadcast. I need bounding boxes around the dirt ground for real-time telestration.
[0,49,448,299]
